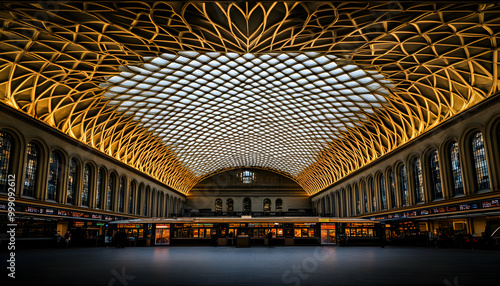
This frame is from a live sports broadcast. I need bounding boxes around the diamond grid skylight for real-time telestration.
[102,52,392,176]
[1,1,498,194]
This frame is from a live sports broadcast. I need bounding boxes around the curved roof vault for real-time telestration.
[0,1,499,194]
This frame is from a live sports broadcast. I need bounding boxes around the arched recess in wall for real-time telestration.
[386,167,396,210]
[440,138,464,199]
[128,180,137,214]
[484,115,500,191]
[215,198,223,213]
[463,128,492,194]
[107,171,118,212]
[243,197,251,214]
[81,162,96,208]
[340,188,347,217]
[46,148,66,203]
[144,186,151,216]
[227,198,234,212]
[423,147,443,202]
[263,198,271,212]
[326,195,331,216]
[96,167,107,209]
[66,157,81,206]
[22,139,48,201]
[276,198,283,212]
[137,183,144,215]
[151,188,157,217]
[395,162,409,208]
[375,171,386,211]
[118,176,127,213]
[408,155,425,205]
[0,127,23,196]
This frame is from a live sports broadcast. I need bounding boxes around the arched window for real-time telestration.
[413,157,424,203]
[326,196,331,215]
[471,132,490,191]
[498,124,500,154]
[320,197,325,216]
[331,195,336,216]
[128,182,136,214]
[96,169,105,209]
[243,197,251,213]
[379,174,386,210]
[342,189,347,217]
[215,198,222,212]
[429,150,442,200]
[355,184,360,215]
[47,151,62,201]
[226,198,234,212]
[370,178,376,212]
[144,187,150,216]
[263,198,271,212]
[118,177,125,212]
[67,159,78,205]
[389,170,396,209]
[81,164,91,207]
[399,165,408,207]
[107,174,116,211]
[276,198,283,212]
[362,181,368,213]
[348,187,354,216]
[0,131,14,194]
[137,185,143,215]
[449,142,463,196]
[23,142,40,197]
[238,170,256,184]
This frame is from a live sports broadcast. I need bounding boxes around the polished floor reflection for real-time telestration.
[8,246,498,285]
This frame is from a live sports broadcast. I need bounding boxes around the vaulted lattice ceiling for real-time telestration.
[0,1,499,195]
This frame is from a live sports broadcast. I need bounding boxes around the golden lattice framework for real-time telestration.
[0,1,499,195]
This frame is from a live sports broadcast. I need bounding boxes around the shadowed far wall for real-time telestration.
[186,169,310,212]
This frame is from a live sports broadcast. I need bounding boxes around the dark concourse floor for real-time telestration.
[2,245,498,286]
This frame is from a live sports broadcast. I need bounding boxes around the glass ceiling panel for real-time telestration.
[103,52,392,177]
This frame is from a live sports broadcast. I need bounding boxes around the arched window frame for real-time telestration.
[412,157,425,204]
[47,150,63,201]
[378,173,387,210]
[144,186,150,216]
[107,172,117,211]
[354,183,360,215]
[243,197,251,213]
[470,132,490,192]
[215,198,222,212]
[449,141,464,196]
[81,163,92,207]
[0,131,15,194]
[428,150,443,200]
[388,169,396,209]
[398,165,408,207]
[276,198,283,212]
[96,168,106,209]
[369,177,376,212]
[137,184,144,215]
[66,158,79,205]
[118,176,126,213]
[226,198,234,212]
[23,141,41,198]
[361,180,368,213]
[129,180,137,214]
[263,198,271,212]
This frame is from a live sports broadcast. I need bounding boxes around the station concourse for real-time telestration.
[0,1,499,285]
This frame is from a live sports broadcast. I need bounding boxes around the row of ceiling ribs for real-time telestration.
[0,1,498,195]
